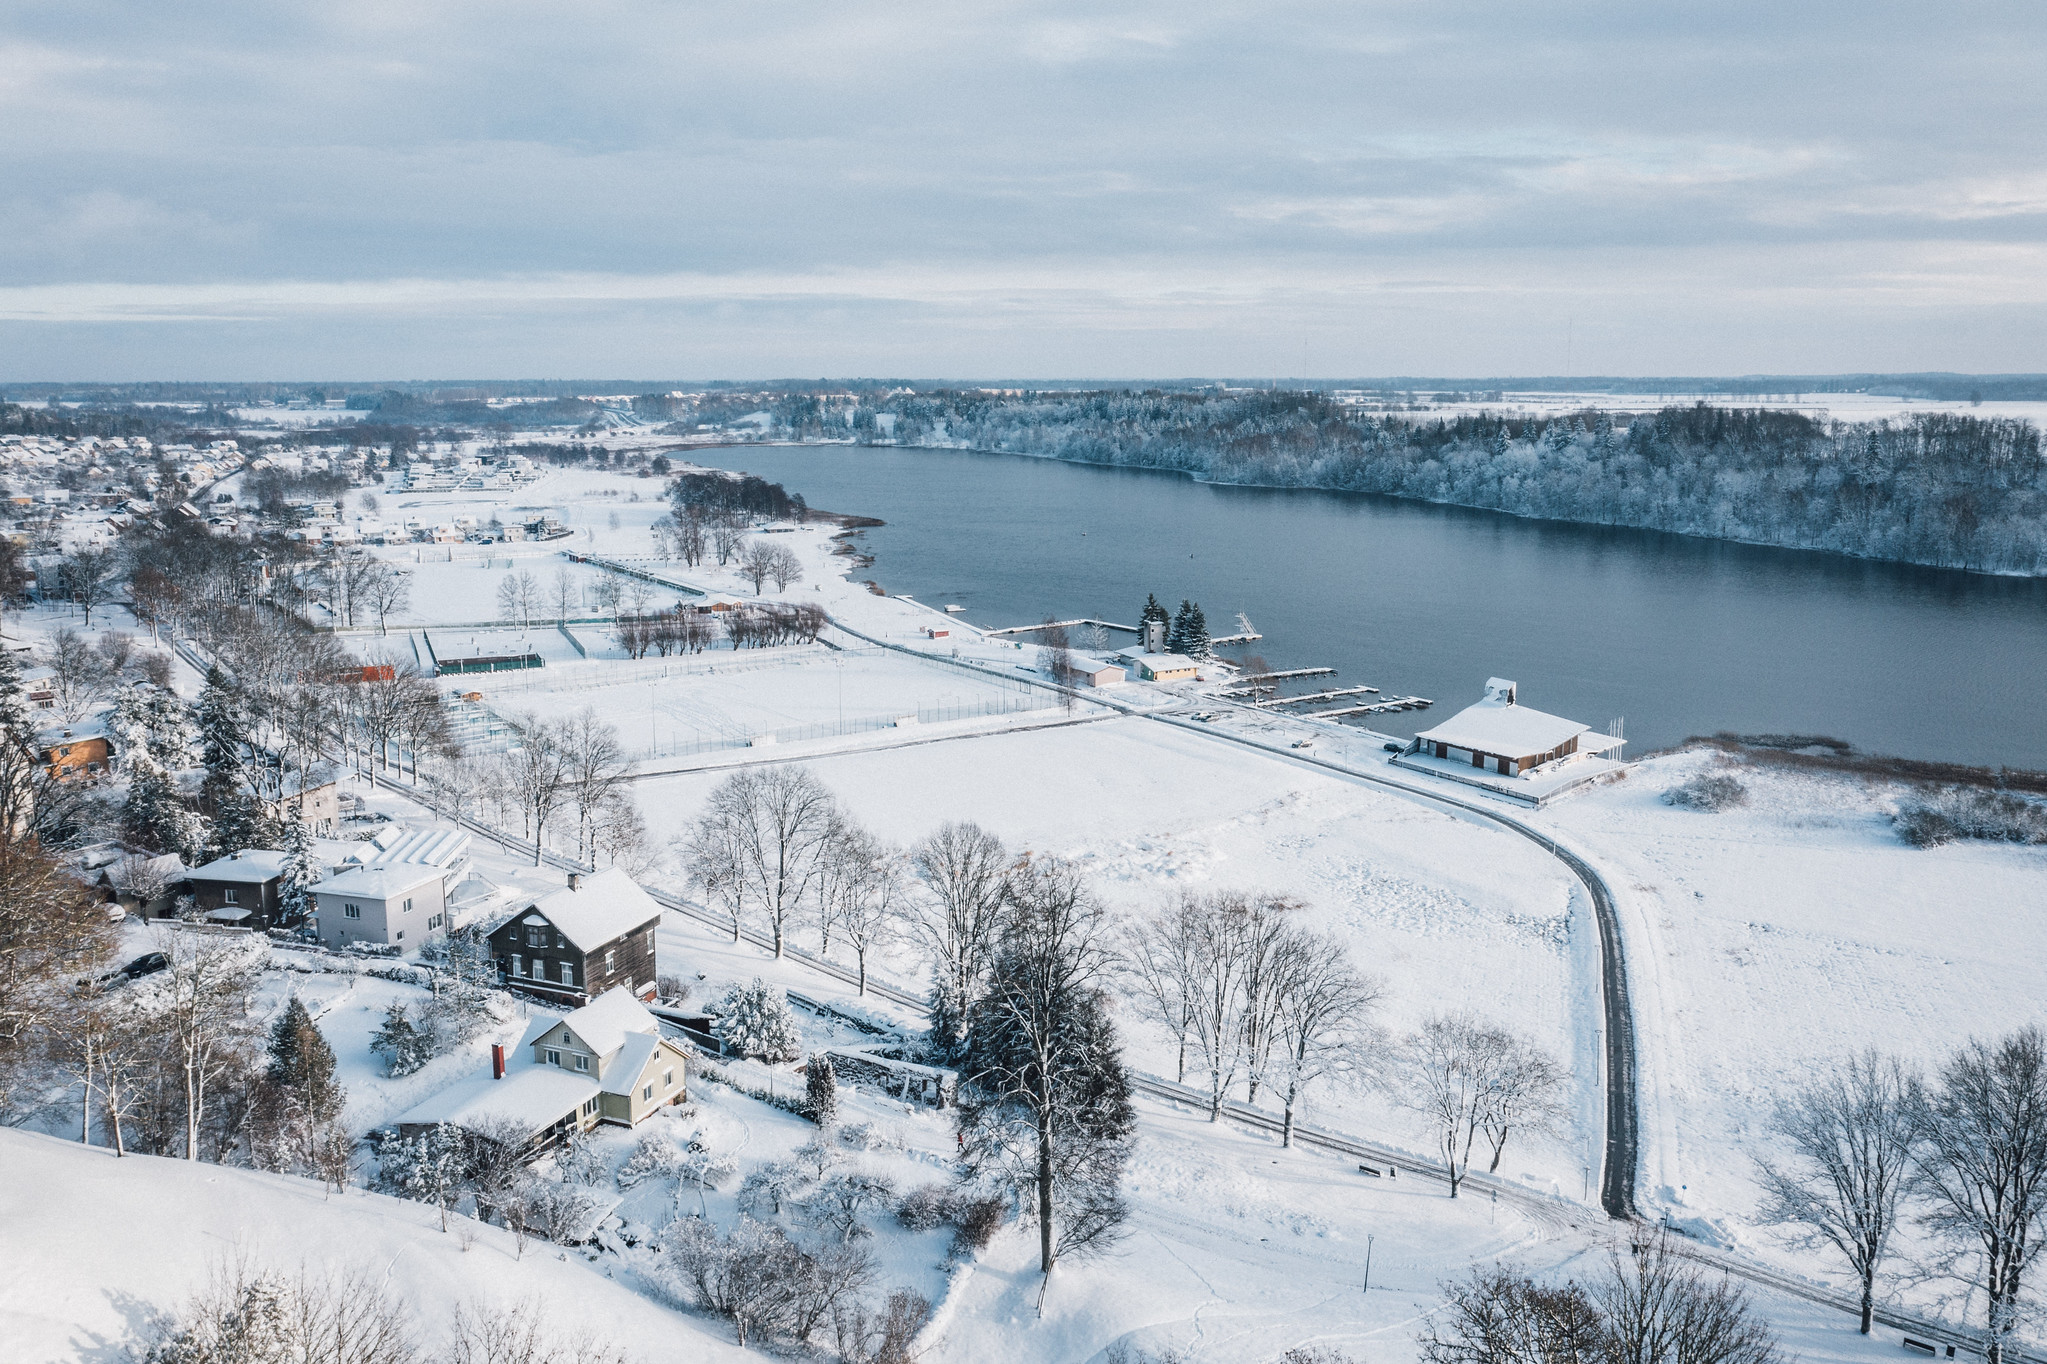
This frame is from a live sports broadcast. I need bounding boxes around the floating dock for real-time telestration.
[1303,696,1433,719]
[1252,686,1379,708]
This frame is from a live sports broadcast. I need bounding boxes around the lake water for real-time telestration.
[690,444,2047,769]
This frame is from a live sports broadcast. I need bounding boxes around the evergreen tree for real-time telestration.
[711,978,802,1062]
[267,996,343,1124]
[1179,601,1210,658]
[277,802,315,927]
[197,666,265,858]
[806,1052,839,1126]
[368,1002,433,1077]
[116,687,206,858]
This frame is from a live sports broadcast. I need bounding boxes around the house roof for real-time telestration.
[188,849,292,883]
[1415,687,1592,757]
[521,869,662,953]
[395,1064,598,1132]
[599,1032,664,1096]
[307,863,445,901]
[347,826,472,872]
[37,720,110,747]
[559,986,660,1061]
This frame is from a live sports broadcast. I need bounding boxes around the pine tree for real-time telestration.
[806,1052,839,1126]
[277,802,315,927]
[267,996,343,1123]
[197,666,264,859]
[1180,601,1210,659]
[711,978,802,1062]
[117,687,207,857]
[368,1002,433,1077]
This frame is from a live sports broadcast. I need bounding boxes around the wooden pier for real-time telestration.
[983,618,1138,637]
[1230,667,1337,685]
[1252,686,1379,708]
[1209,632,1263,645]
[1302,696,1433,719]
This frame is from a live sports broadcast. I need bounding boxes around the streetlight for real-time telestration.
[1363,1234,1374,1295]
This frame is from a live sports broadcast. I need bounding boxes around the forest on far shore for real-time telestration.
[829,393,2046,576]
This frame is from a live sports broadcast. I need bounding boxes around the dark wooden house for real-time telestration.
[488,869,662,1007]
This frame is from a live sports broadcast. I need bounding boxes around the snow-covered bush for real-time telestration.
[836,1121,900,1152]
[140,1265,413,1364]
[367,1003,436,1077]
[1661,771,1749,812]
[712,978,803,1062]
[1894,787,2047,847]
[801,1170,899,1242]
[738,1160,806,1217]
[951,1194,1005,1253]
[617,1130,688,1188]
[371,1124,469,1226]
[894,1183,956,1232]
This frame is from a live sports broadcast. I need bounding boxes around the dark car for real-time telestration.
[119,951,169,980]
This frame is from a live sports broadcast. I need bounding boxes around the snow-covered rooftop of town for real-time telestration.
[520,868,663,952]
[186,849,291,882]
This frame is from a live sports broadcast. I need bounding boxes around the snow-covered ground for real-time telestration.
[1527,751,2047,1273]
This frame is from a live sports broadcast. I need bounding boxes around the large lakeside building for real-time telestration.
[1394,678,1626,804]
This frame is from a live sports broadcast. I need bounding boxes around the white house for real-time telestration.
[1405,678,1625,779]
[307,863,449,951]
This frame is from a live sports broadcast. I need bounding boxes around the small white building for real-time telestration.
[1067,657,1125,687]
[1116,650,1200,682]
[1394,678,1627,805]
[307,863,450,951]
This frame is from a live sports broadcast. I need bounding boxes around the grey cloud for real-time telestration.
[0,0,2041,375]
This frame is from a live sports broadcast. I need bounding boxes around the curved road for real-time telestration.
[827,616,1641,1220]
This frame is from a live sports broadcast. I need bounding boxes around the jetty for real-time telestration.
[1220,667,1334,684]
[983,618,1138,637]
[1209,631,1263,645]
[1252,686,1379,708]
[1304,696,1433,719]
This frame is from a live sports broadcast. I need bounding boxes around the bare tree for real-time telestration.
[504,715,575,865]
[694,765,837,956]
[590,574,624,618]
[677,509,707,567]
[444,1299,633,1364]
[1234,892,1298,1104]
[713,517,745,566]
[1395,1012,1504,1198]
[1477,1033,1568,1175]
[910,821,1009,1059]
[136,931,264,1160]
[364,562,412,635]
[1122,895,1204,1085]
[1598,1233,1783,1364]
[1914,1027,2047,1363]
[1754,1050,1919,1334]
[550,566,577,622]
[1271,930,1382,1147]
[739,540,778,595]
[59,546,116,626]
[1036,619,1075,712]
[682,815,749,942]
[1419,1264,1606,1364]
[560,708,632,864]
[830,826,904,996]
[141,1260,419,1364]
[767,545,804,591]
[41,626,110,721]
[0,843,115,1108]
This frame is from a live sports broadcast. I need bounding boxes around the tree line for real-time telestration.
[839,390,2047,575]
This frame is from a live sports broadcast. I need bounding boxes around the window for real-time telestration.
[395,930,403,941]
[545,1048,560,1066]
[581,1098,597,1116]
[403,898,413,913]
[604,948,616,973]
[643,1084,653,1101]
[510,954,522,977]
[662,1069,673,1088]
[575,1054,588,1072]
[343,902,361,919]
[526,925,546,947]
[559,961,575,986]
[224,888,239,905]
[427,914,443,930]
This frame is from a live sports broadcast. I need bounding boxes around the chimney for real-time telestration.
[566,871,582,891]
[491,1044,506,1080]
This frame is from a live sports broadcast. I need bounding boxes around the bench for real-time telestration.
[1902,1340,1936,1357]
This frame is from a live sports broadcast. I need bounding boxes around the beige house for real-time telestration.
[393,987,688,1155]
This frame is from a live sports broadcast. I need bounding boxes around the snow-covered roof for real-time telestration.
[559,986,660,1061]
[598,1032,664,1096]
[346,826,472,872]
[1414,683,1591,757]
[395,1065,597,1132]
[521,869,662,953]
[188,849,291,883]
[307,863,444,902]
[37,719,110,746]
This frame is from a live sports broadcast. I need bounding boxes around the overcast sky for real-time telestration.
[2,1,2042,380]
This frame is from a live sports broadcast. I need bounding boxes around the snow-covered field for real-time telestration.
[1529,752,2047,1267]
